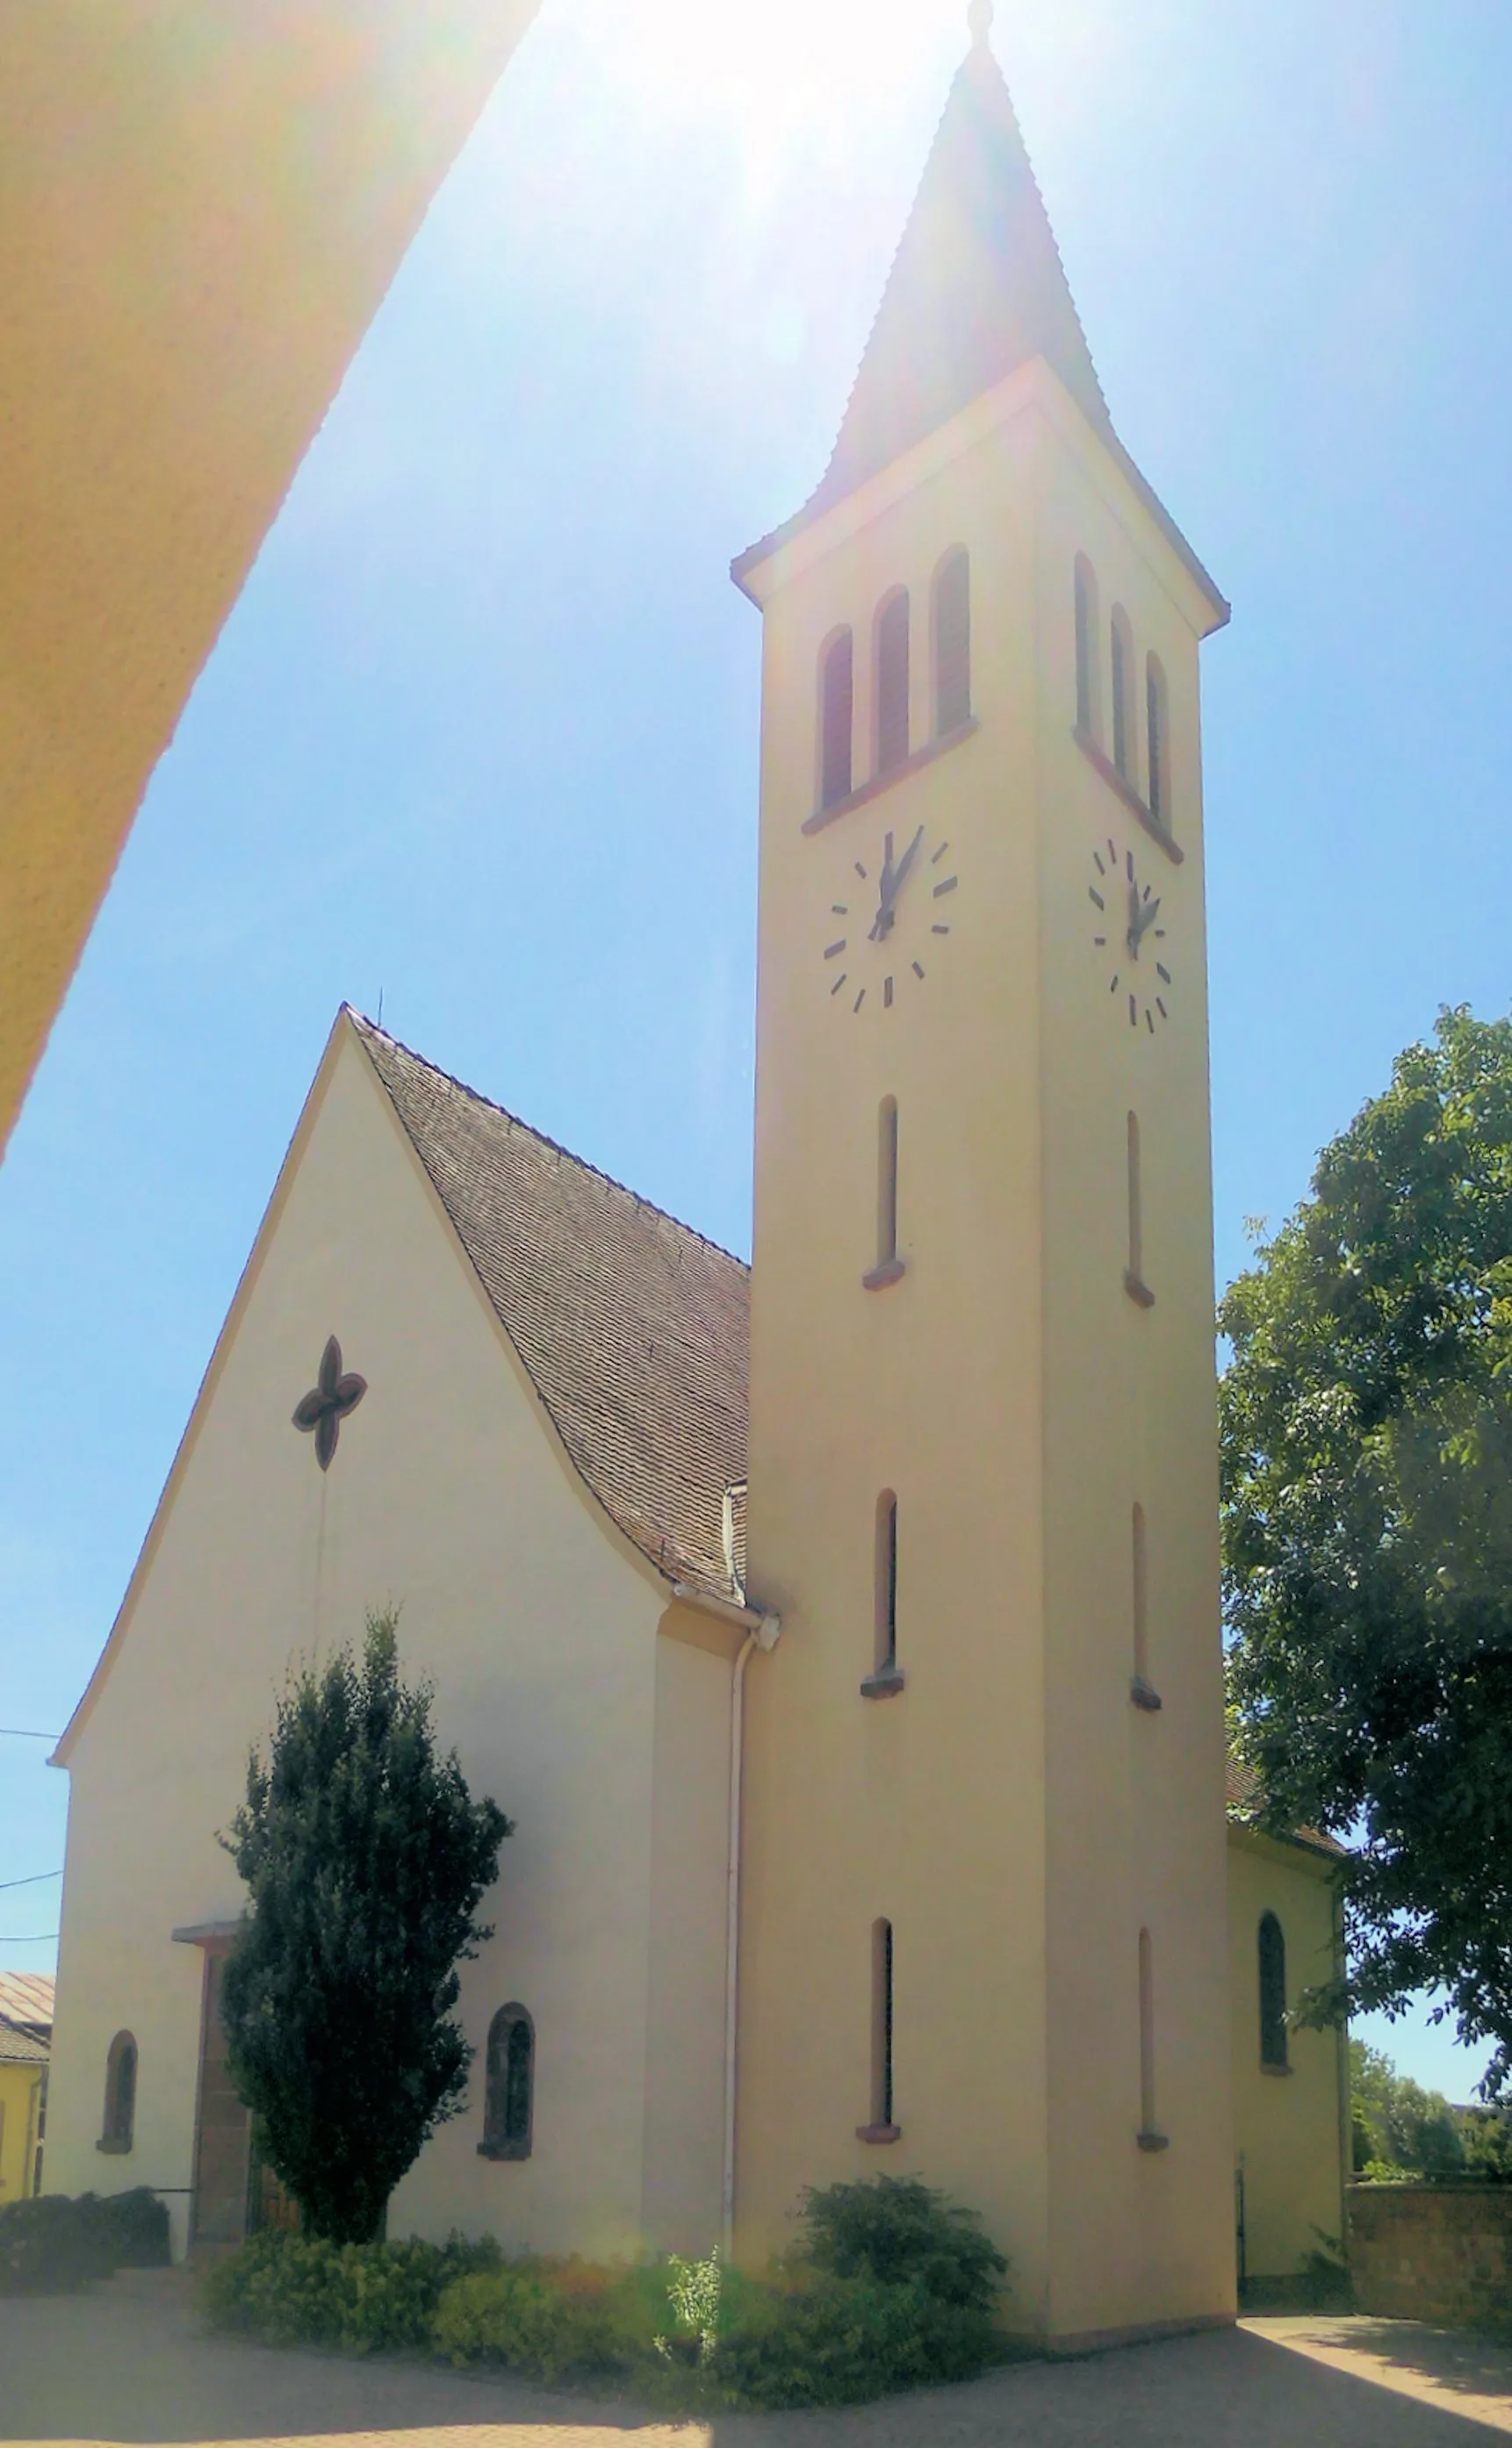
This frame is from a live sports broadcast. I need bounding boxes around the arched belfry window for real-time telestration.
[480,2004,535,2160]
[100,2030,137,2153]
[933,549,971,734]
[819,630,853,810]
[1146,652,1170,825]
[1258,1914,1288,2070]
[1111,607,1134,781]
[1074,555,1099,738]
[875,591,911,775]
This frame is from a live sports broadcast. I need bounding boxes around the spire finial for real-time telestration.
[967,0,993,47]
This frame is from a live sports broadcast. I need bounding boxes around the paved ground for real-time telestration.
[4,2275,1512,2446]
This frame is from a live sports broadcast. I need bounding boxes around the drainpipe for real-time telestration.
[723,1606,781,2262]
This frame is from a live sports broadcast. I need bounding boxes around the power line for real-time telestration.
[0,1933,58,1945]
[0,1729,61,1741]
[0,1871,61,1892]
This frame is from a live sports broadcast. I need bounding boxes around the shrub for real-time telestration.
[432,2263,621,2381]
[203,2229,499,2351]
[0,2190,170,2295]
[793,2174,1008,2312]
[711,2270,1003,2408]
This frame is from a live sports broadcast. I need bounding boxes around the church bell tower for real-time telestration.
[732,11,1235,2346]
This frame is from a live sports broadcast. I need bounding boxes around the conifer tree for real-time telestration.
[219,1608,511,2243]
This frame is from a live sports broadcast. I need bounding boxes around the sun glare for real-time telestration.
[590,0,964,143]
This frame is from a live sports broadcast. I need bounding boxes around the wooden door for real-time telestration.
[191,1952,250,2245]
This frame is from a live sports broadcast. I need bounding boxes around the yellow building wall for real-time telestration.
[738,359,1231,2346]
[0,2,537,1161]
[0,2065,44,2205]
[1228,1831,1348,2281]
[47,1018,729,2259]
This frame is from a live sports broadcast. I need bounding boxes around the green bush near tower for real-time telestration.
[203,2175,1013,2409]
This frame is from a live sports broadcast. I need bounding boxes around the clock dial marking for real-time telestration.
[818,821,959,1013]
[1091,838,1172,1029]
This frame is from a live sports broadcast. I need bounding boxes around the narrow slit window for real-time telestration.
[1125,1112,1152,1304]
[1074,555,1098,736]
[101,2030,136,2153]
[1111,608,1134,781]
[877,1097,898,1272]
[870,1917,895,2132]
[934,550,971,734]
[1132,1504,1149,1688]
[1146,653,1169,825]
[875,591,910,774]
[1258,1915,1288,2070]
[480,2004,535,2160]
[875,1492,898,1675]
[820,630,853,810]
[1138,1930,1158,2137]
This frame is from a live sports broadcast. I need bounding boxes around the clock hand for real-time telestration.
[890,825,925,897]
[869,832,898,941]
[1134,893,1162,940]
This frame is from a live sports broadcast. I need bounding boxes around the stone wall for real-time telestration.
[1349,2183,1512,2326]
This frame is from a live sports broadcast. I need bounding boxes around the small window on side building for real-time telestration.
[933,550,971,734]
[1258,1914,1288,2070]
[480,2004,535,2160]
[875,591,911,775]
[820,630,854,810]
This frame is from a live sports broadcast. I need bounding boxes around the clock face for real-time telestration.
[1089,836,1173,1033]
[820,823,958,1015]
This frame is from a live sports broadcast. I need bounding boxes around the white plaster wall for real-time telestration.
[47,1023,670,2258]
[640,1628,732,2255]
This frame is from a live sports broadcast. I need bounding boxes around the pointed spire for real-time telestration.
[807,25,1107,519]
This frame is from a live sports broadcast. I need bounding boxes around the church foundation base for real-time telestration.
[1045,2311,1236,2358]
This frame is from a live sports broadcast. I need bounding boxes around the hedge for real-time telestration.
[0,2189,171,2293]
[205,2175,1013,2409]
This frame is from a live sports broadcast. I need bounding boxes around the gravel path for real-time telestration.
[3,2272,1510,2445]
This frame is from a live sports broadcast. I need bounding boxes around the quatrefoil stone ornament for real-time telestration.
[292,1335,367,1472]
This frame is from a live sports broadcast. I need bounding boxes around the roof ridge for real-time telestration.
[345,1009,749,1274]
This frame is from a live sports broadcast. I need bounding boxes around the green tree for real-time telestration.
[220,1608,511,2243]
[1349,2039,1465,2177]
[1221,1008,1512,2092]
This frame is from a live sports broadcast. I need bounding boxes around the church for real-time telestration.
[43,14,1348,2348]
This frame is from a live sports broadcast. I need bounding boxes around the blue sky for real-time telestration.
[3,0,1509,2101]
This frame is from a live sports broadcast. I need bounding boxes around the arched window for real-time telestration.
[1146,652,1170,825]
[875,591,910,774]
[480,2004,535,2160]
[1074,555,1099,737]
[865,1917,896,2137]
[1111,607,1134,781]
[933,550,971,734]
[100,2031,137,2153]
[819,630,853,810]
[1258,1914,1288,2069]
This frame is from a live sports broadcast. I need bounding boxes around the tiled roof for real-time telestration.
[1226,1760,1344,1858]
[352,1016,750,1610]
[0,1971,54,2033]
[0,2019,48,2066]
